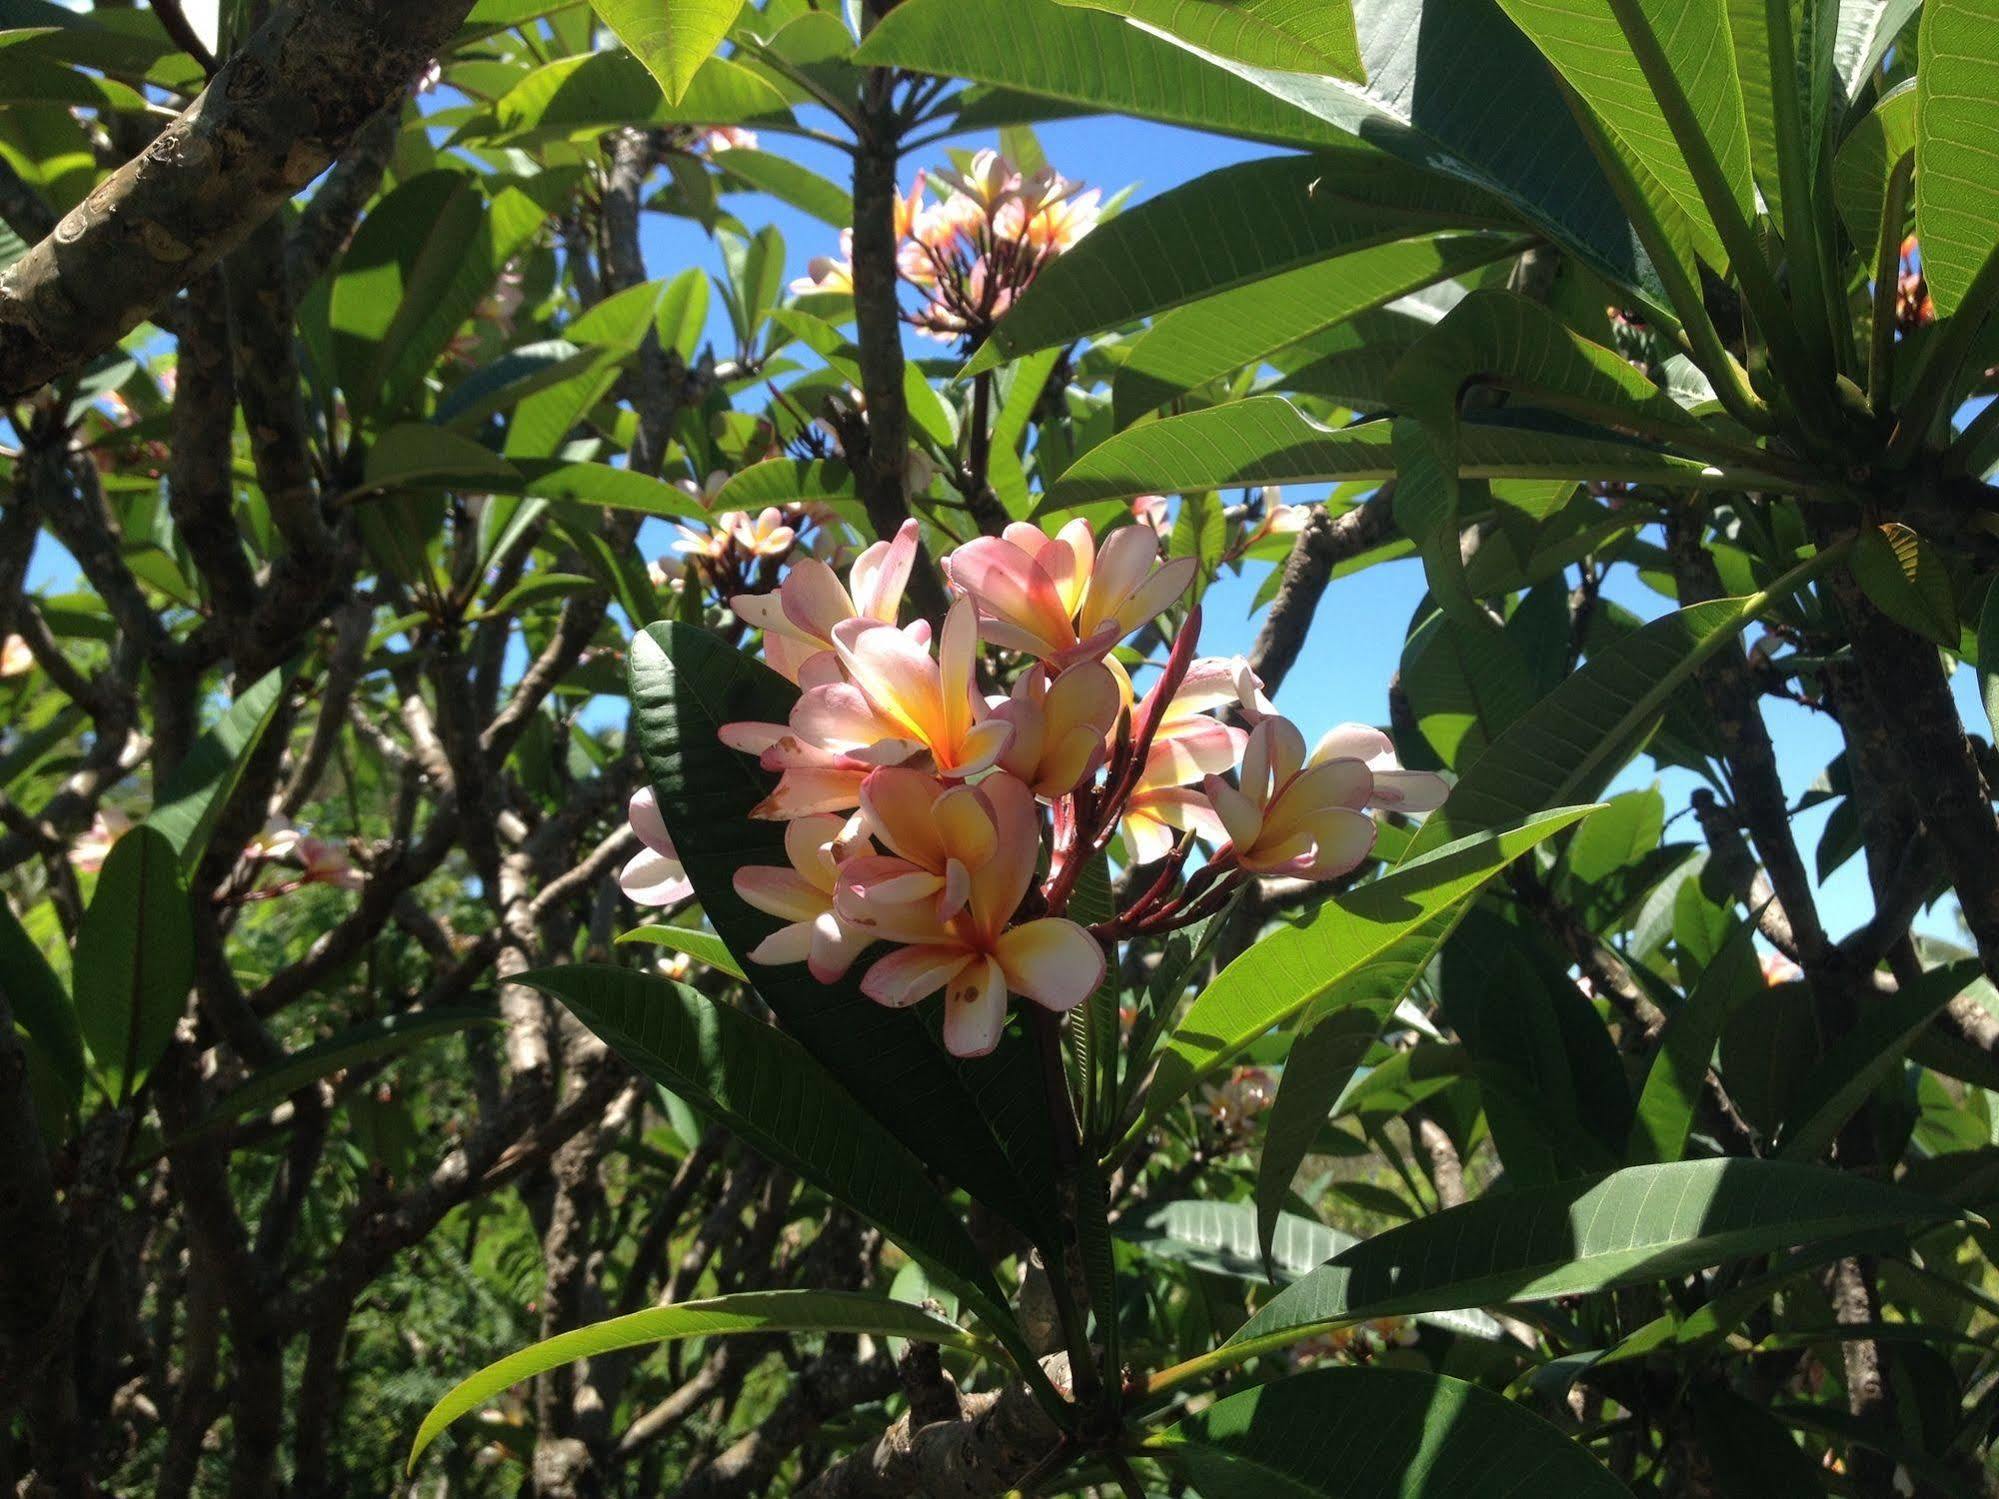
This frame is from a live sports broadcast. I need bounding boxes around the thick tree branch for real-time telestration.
[0,0,475,398]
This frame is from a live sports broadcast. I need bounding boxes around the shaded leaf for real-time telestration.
[73,825,192,1104]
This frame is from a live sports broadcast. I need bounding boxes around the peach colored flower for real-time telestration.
[988,660,1120,798]
[835,771,1102,1057]
[701,126,757,153]
[620,788,695,907]
[790,229,855,296]
[722,719,876,820]
[71,806,132,874]
[732,519,919,683]
[733,812,876,981]
[1307,725,1448,813]
[1204,717,1377,879]
[944,520,1196,668]
[0,634,32,678]
[790,596,1011,778]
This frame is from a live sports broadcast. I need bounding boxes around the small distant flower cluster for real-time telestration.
[67,808,361,895]
[624,513,1444,1057]
[1197,1064,1277,1146]
[1897,234,1935,331]
[791,150,1101,343]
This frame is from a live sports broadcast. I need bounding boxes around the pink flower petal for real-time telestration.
[995,918,1103,1013]
[733,865,828,923]
[620,847,693,907]
[862,944,974,1008]
[1372,768,1449,812]
[780,557,856,642]
[1311,723,1395,766]
[748,920,815,967]
[942,955,1009,1057]
[627,787,676,858]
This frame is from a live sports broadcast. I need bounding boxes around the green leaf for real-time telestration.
[716,147,852,227]
[712,457,858,515]
[1979,578,1999,741]
[1915,0,1999,316]
[365,424,520,492]
[522,965,1023,1352]
[626,623,1065,1253]
[1125,806,1595,1148]
[482,51,790,144]
[1388,288,1708,624]
[1626,914,1761,1164]
[768,310,956,450]
[1109,0,1671,307]
[1040,396,1722,515]
[331,176,547,422]
[521,462,708,520]
[1112,233,1529,426]
[1497,0,1755,276]
[408,1290,976,1471]
[173,1010,499,1144]
[1849,521,1958,644]
[1157,1367,1633,1498]
[1401,593,1809,862]
[1230,1160,1961,1347]
[588,0,746,103]
[1691,1384,1826,1499]
[856,0,1379,152]
[1834,79,1916,267]
[1779,959,1983,1161]
[1253,907,1465,1273]
[1835,0,1922,104]
[72,825,192,1105]
[0,895,83,1106]
[1051,0,1365,79]
[615,923,747,979]
[964,153,1513,377]
[145,665,291,878]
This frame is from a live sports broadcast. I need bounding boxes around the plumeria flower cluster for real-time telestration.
[636,511,1446,1058]
[790,150,1101,344]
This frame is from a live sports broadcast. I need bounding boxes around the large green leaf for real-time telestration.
[523,965,1023,1351]
[1124,1198,1508,1340]
[626,622,1065,1252]
[520,462,709,520]
[1625,915,1761,1164]
[331,175,547,422]
[409,1291,977,1470]
[964,155,1514,378]
[1834,0,1922,104]
[481,50,791,144]
[145,664,291,878]
[1230,1160,1959,1348]
[1111,233,1528,427]
[1039,396,1724,515]
[1096,0,1668,306]
[72,825,192,1105]
[1833,77,1915,255]
[855,0,1379,152]
[1123,806,1594,1149]
[592,0,746,103]
[0,895,83,1106]
[1915,0,1999,315]
[1053,0,1365,78]
[1402,592,1811,863]
[1778,960,1983,1161]
[1498,0,1755,276]
[1390,287,1710,623]
[1157,1368,1633,1498]
[615,924,747,979]
[1253,906,1463,1272]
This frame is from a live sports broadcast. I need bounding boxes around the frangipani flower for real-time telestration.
[836,767,1001,921]
[792,596,1011,778]
[71,806,133,874]
[620,788,695,907]
[731,519,919,683]
[723,721,876,820]
[836,771,1103,1057]
[990,660,1121,798]
[0,634,33,677]
[790,229,855,296]
[1308,725,1449,812]
[944,520,1196,668]
[732,813,875,981]
[246,820,364,892]
[700,126,756,153]
[1203,717,1377,880]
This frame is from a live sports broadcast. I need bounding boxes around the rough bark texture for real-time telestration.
[0,0,475,398]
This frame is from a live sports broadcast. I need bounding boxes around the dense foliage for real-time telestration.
[4,0,1999,1495]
